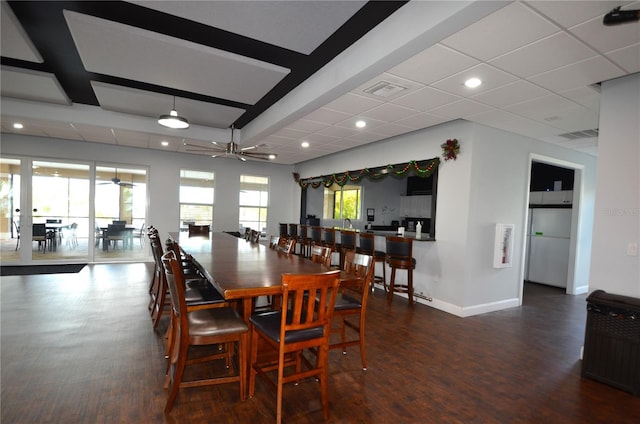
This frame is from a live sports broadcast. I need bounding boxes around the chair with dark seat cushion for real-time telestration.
[106,224,127,249]
[249,270,341,424]
[321,227,339,267]
[298,224,311,258]
[32,223,52,253]
[357,232,387,292]
[327,251,374,370]
[161,250,248,413]
[385,236,416,306]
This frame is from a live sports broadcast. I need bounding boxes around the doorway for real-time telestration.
[523,155,587,302]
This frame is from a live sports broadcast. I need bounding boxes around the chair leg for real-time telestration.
[164,343,187,413]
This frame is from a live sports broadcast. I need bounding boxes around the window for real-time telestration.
[179,170,214,230]
[323,184,361,220]
[239,175,269,235]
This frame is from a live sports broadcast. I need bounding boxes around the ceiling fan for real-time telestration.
[99,169,135,187]
[183,126,276,162]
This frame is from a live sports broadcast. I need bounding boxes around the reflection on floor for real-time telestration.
[0,236,150,263]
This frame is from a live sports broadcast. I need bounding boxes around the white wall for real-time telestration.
[589,73,640,297]
[295,119,597,316]
[1,134,297,241]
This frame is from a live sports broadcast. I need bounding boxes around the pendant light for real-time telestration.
[158,96,189,129]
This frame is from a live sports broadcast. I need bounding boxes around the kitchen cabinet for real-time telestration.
[530,190,572,206]
[400,195,432,218]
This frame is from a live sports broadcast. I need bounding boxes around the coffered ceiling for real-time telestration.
[1,1,639,164]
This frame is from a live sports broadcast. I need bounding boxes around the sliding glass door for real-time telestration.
[0,158,149,265]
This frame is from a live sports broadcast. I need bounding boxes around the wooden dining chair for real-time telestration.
[276,236,296,254]
[250,229,261,243]
[328,251,374,370]
[248,270,341,424]
[310,245,332,267]
[243,227,252,241]
[299,224,311,257]
[161,250,248,413]
[188,224,210,238]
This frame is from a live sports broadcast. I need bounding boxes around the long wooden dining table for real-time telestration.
[174,231,359,321]
[172,231,361,398]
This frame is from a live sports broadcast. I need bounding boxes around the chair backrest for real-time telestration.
[340,230,356,250]
[250,229,260,243]
[244,228,252,241]
[279,270,341,344]
[32,223,47,237]
[322,228,336,247]
[385,236,413,260]
[188,224,210,238]
[107,223,126,237]
[113,220,127,225]
[161,250,187,333]
[277,237,296,254]
[342,251,374,300]
[310,226,322,243]
[300,224,309,239]
[288,223,298,238]
[269,235,280,249]
[311,245,332,267]
[358,232,374,255]
[46,218,62,224]
[279,223,288,236]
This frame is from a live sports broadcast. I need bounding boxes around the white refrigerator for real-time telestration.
[525,208,572,288]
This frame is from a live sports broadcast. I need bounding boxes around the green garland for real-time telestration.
[294,158,440,189]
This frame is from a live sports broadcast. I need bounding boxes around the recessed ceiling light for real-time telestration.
[268,154,277,160]
[464,77,482,88]
[161,141,169,146]
[13,123,24,129]
[355,120,366,128]
[301,141,310,148]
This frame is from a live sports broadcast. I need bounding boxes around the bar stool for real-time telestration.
[357,232,386,292]
[288,223,300,254]
[385,236,415,306]
[278,223,288,237]
[299,224,311,257]
[321,227,338,267]
[338,229,356,269]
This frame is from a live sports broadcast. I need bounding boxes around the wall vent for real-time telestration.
[558,128,599,140]
[363,81,408,98]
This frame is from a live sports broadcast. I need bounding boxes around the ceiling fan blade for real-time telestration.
[119,182,135,187]
[240,143,268,151]
[183,141,226,153]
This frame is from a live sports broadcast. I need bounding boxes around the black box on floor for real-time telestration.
[581,290,640,396]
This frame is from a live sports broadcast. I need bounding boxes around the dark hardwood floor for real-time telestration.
[1,264,638,423]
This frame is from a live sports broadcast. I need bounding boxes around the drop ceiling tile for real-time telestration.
[70,124,116,143]
[391,87,461,112]
[303,132,340,144]
[570,12,640,54]
[64,10,290,105]
[344,131,386,143]
[430,63,519,98]
[467,109,562,139]
[504,94,580,119]
[335,116,386,130]
[371,123,414,137]
[324,93,384,115]
[429,99,494,119]
[271,127,308,140]
[524,0,633,28]
[387,43,479,85]
[441,2,559,61]
[360,103,420,123]
[303,108,352,125]
[316,125,359,138]
[285,119,330,133]
[1,66,69,104]
[605,43,640,74]
[528,56,626,92]
[559,86,601,110]
[394,113,449,129]
[471,80,550,108]
[489,32,597,78]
